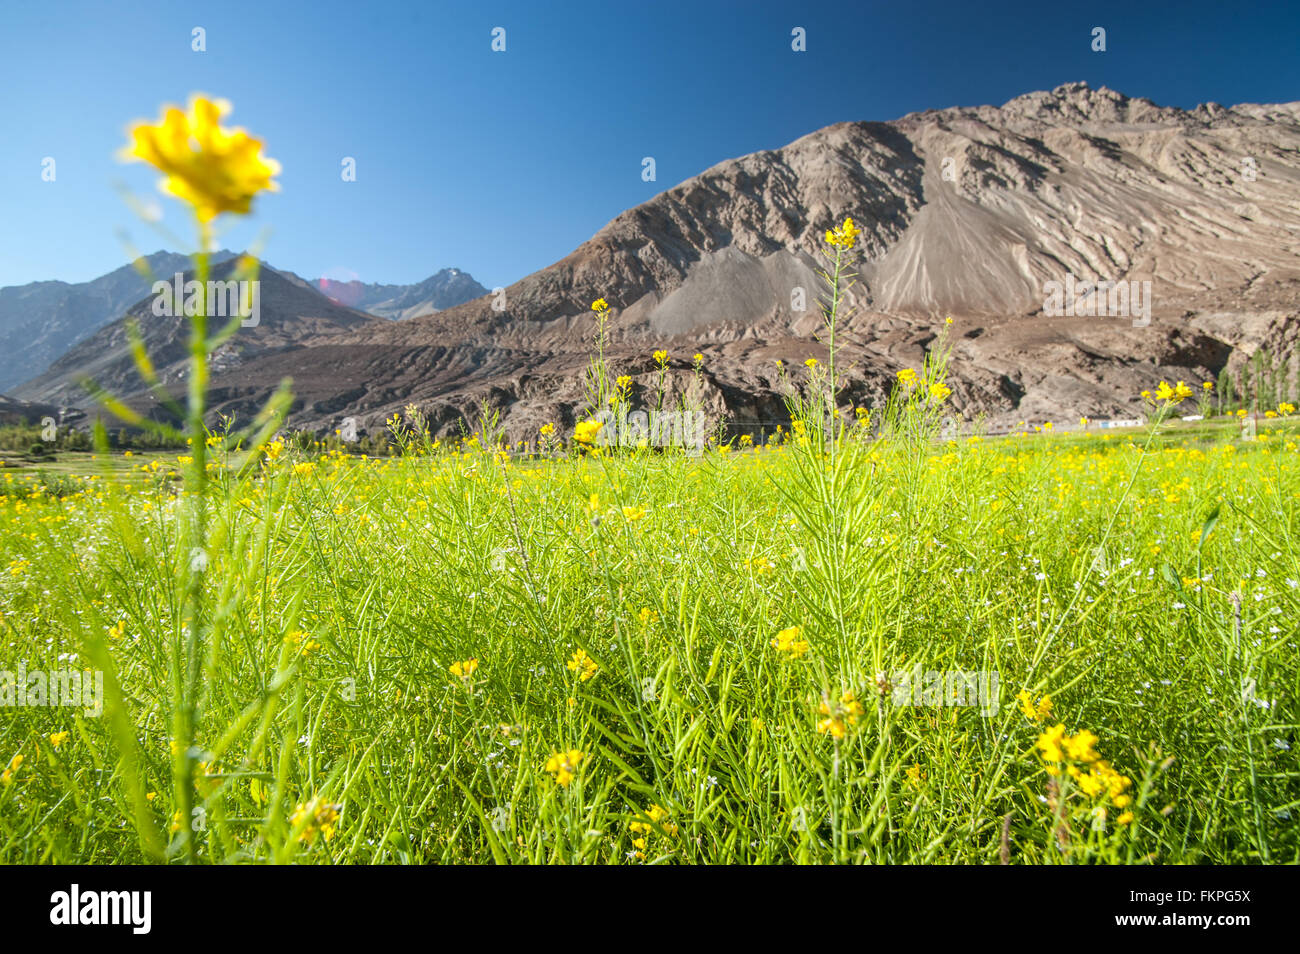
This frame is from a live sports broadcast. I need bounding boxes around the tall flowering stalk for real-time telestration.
[103,95,283,861]
[820,216,860,440]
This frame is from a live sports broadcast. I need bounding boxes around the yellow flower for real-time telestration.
[567,648,598,682]
[621,505,646,522]
[616,375,633,391]
[544,749,584,787]
[1202,381,1214,391]
[573,419,604,445]
[771,625,809,657]
[1035,723,1067,764]
[804,358,818,368]
[1117,810,1134,825]
[629,803,678,856]
[693,353,704,365]
[449,658,479,681]
[49,731,70,748]
[1153,380,1190,404]
[1063,729,1100,763]
[824,216,862,249]
[264,439,285,461]
[653,349,668,365]
[817,690,864,738]
[0,753,22,786]
[905,763,925,789]
[1016,690,1052,722]
[539,422,556,437]
[1279,402,1296,416]
[285,630,319,655]
[928,382,952,402]
[291,797,341,844]
[591,298,610,313]
[897,368,918,387]
[120,95,280,222]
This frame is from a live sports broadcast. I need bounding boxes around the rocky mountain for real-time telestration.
[15,259,389,427]
[315,268,488,319]
[13,83,1300,439]
[0,250,238,393]
[1,258,485,398]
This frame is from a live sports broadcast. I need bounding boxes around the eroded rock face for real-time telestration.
[19,83,1300,438]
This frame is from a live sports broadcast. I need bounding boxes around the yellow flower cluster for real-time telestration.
[824,216,862,249]
[567,648,598,682]
[573,420,603,445]
[285,629,320,656]
[1015,690,1053,723]
[1035,724,1134,821]
[1149,380,1194,404]
[544,749,584,787]
[771,625,809,657]
[817,690,864,739]
[290,796,341,844]
[1,753,22,786]
[449,657,479,681]
[629,803,677,858]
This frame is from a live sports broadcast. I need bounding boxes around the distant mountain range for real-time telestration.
[0,256,485,393]
[314,269,488,320]
[0,251,237,393]
[8,83,1300,438]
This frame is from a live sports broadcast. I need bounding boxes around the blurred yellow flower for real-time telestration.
[573,420,604,445]
[291,797,340,844]
[771,625,809,657]
[545,749,584,786]
[449,658,479,681]
[121,95,280,222]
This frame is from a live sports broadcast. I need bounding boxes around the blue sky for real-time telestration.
[1,0,1296,290]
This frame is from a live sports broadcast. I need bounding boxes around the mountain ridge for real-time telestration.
[13,82,1300,438]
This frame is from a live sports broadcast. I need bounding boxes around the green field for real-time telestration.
[2,406,1297,864]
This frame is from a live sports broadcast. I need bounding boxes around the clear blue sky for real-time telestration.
[1,0,1296,290]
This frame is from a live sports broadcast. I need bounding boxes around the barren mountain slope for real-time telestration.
[18,83,1300,438]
